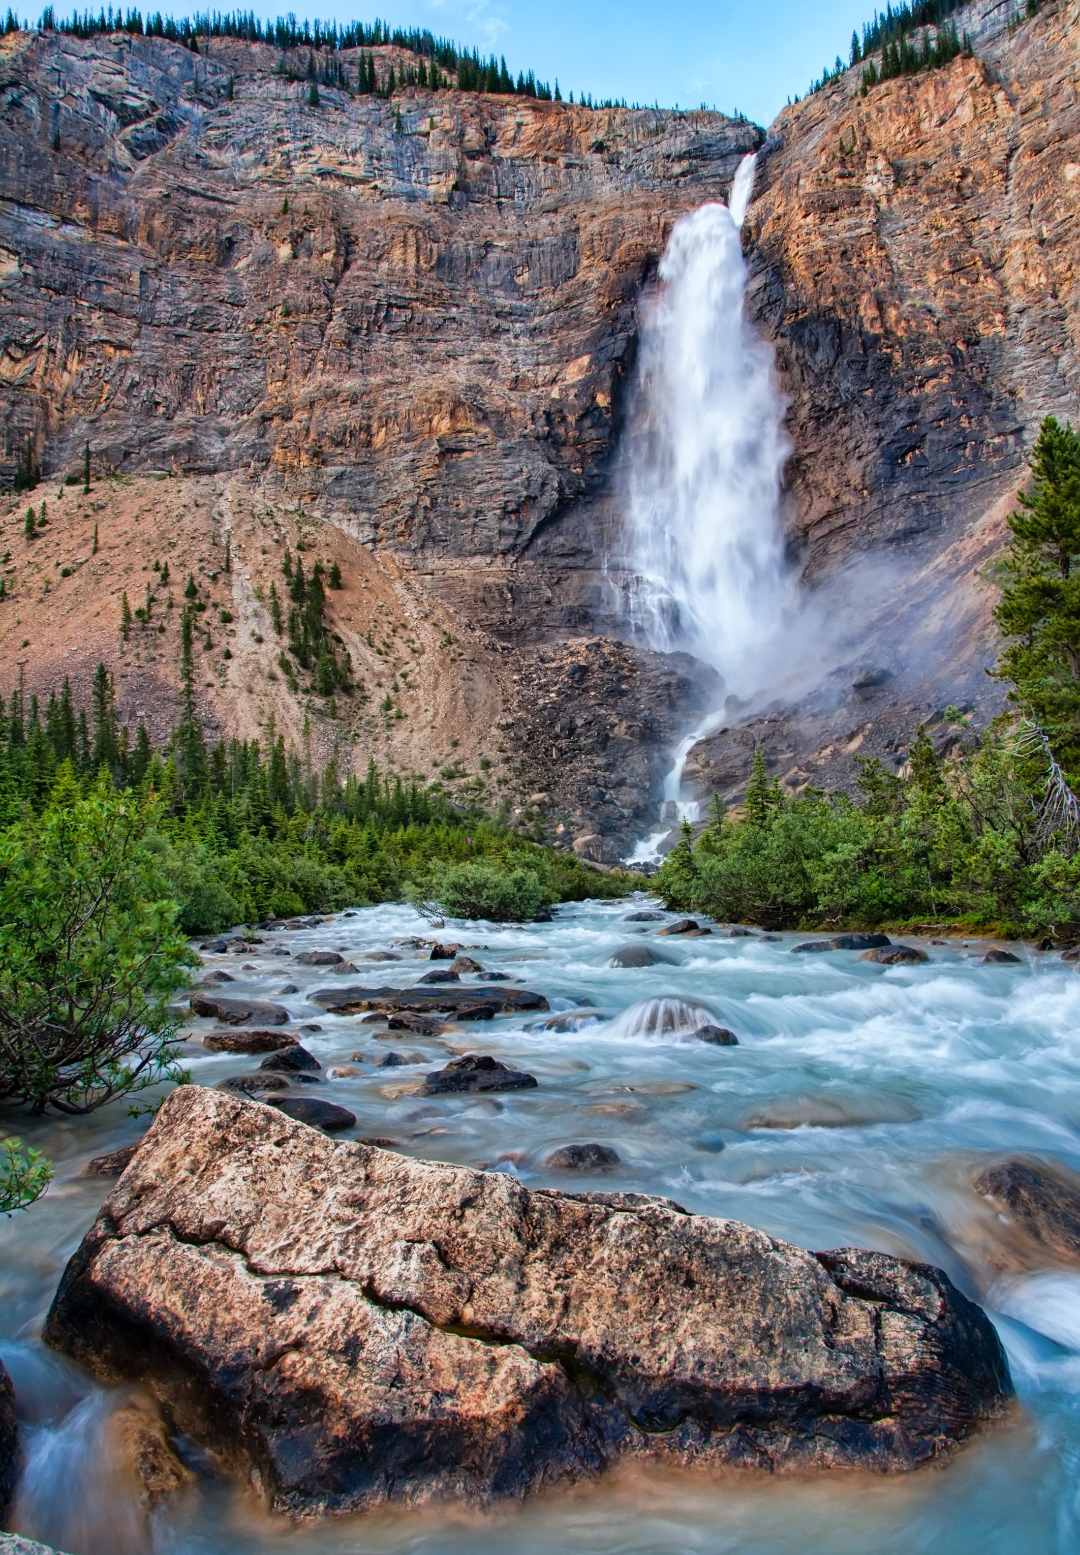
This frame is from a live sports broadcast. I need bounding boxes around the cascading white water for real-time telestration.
[624,154,792,859]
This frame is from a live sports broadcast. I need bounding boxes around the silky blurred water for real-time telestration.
[3,898,1080,1555]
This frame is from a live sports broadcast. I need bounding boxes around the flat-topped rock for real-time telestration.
[309,985,549,1016]
[189,996,291,1026]
[202,1029,298,1054]
[44,1089,1012,1519]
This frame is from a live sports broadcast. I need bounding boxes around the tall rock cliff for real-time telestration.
[1,2,1079,854]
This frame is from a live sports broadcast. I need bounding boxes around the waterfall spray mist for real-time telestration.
[625,154,792,857]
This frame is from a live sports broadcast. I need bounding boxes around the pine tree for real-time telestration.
[744,747,780,828]
[130,722,152,788]
[308,79,319,107]
[92,522,98,555]
[120,591,132,639]
[224,533,231,574]
[90,662,119,775]
[184,573,198,600]
[994,415,1080,769]
[23,507,35,543]
[268,580,283,634]
[328,560,342,589]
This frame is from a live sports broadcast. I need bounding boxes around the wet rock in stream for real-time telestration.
[260,1044,321,1073]
[973,1159,1080,1264]
[420,1054,539,1094]
[608,945,662,968]
[546,1143,621,1170]
[84,1143,141,1177]
[189,996,291,1026]
[202,1029,298,1055]
[0,1357,17,1522]
[310,985,548,1017]
[861,945,929,965]
[270,1097,356,1132]
[43,1088,1013,1518]
[215,1074,290,1095]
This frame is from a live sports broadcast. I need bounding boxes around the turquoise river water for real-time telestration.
[3,898,1080,1555]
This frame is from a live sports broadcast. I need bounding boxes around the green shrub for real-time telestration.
[420,860,546,922]
[0,771,193,1114]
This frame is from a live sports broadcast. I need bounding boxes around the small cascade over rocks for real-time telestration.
[603,997,729,1043]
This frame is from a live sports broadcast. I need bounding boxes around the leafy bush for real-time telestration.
[418,860,546,922]
[0,1136,52,1214]
[0,771,193,1114]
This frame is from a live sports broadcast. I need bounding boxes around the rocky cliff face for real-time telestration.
[2,3,1079,850]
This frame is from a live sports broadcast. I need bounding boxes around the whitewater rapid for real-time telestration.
[3,903,1080,1553]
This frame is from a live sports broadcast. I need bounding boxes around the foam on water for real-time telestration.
[3,899,1080,1553]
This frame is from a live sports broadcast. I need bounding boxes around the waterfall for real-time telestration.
[624,153,792,859]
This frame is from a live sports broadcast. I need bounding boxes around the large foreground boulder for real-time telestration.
[44,1089,1012,1518]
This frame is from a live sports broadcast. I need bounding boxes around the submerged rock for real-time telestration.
[608,945,660,968]
[387,1012,445,1037]
[109,1396,195,1508]
[546,1143,621,1170]
[260,1044,321,1073]
[973,1159,1080,1264]
[982,948,1022,964]
[310,985,547,1016]
[44,1090,1013,1517]
[189,996,290,1026]
[202,1029,298,1055]
[420,1055,539,1095]
[0,1357,17,1522]
[450,956,483,974]
[696,1024,739,1045]
[656,919,703,936]
[623,910,665,922]
[419,969,461,984]
[215,1074,290,1095]
[294,950,348,966]
[270,1097,356,1132]
[793,933,891,954]
[860,945,929,965]
[84,1143,141,1176]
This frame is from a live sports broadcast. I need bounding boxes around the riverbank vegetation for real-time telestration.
[657,417,1080,940]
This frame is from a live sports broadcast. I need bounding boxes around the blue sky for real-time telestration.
[276,0,876,127]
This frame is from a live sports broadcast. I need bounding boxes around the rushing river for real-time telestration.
[3,899,1080,1555]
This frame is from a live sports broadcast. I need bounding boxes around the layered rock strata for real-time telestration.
[45,1087,1012,1516]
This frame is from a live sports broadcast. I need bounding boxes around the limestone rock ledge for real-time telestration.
[43,1087,1012,1516]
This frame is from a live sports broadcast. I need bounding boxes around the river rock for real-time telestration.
[294,950,347,966]
[450,956,483,974]
[109,1396,195,1508]
[84,1143,141,1176]
[270,1097,357,1132]
[199,969,236,985]
[793,933,891,954]
[973,1159,1080,1264]
[44,1088,1013,1517]
[420,1055,539,1095]
[624,911,665,921]
[608,945,660,968]
[387,1012,446,1037]
[696,1024,739,1045]
[656,919,707,936]
[0,1536,65,1554]
[310,985,547,1016]
[215,1074,290,1095]
[203,1028,298,1054]
[364,951,402,962]
[189,996,290,1026]
[547,1143,621,1170]
[428,942,463,960]
[982,949,1022,964]
[419,969,461,984]
[860,946,929,965]
[0,1357,17,1522]
[260,1044,321,1073]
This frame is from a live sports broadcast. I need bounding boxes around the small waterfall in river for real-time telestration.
[625,153,793,859]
